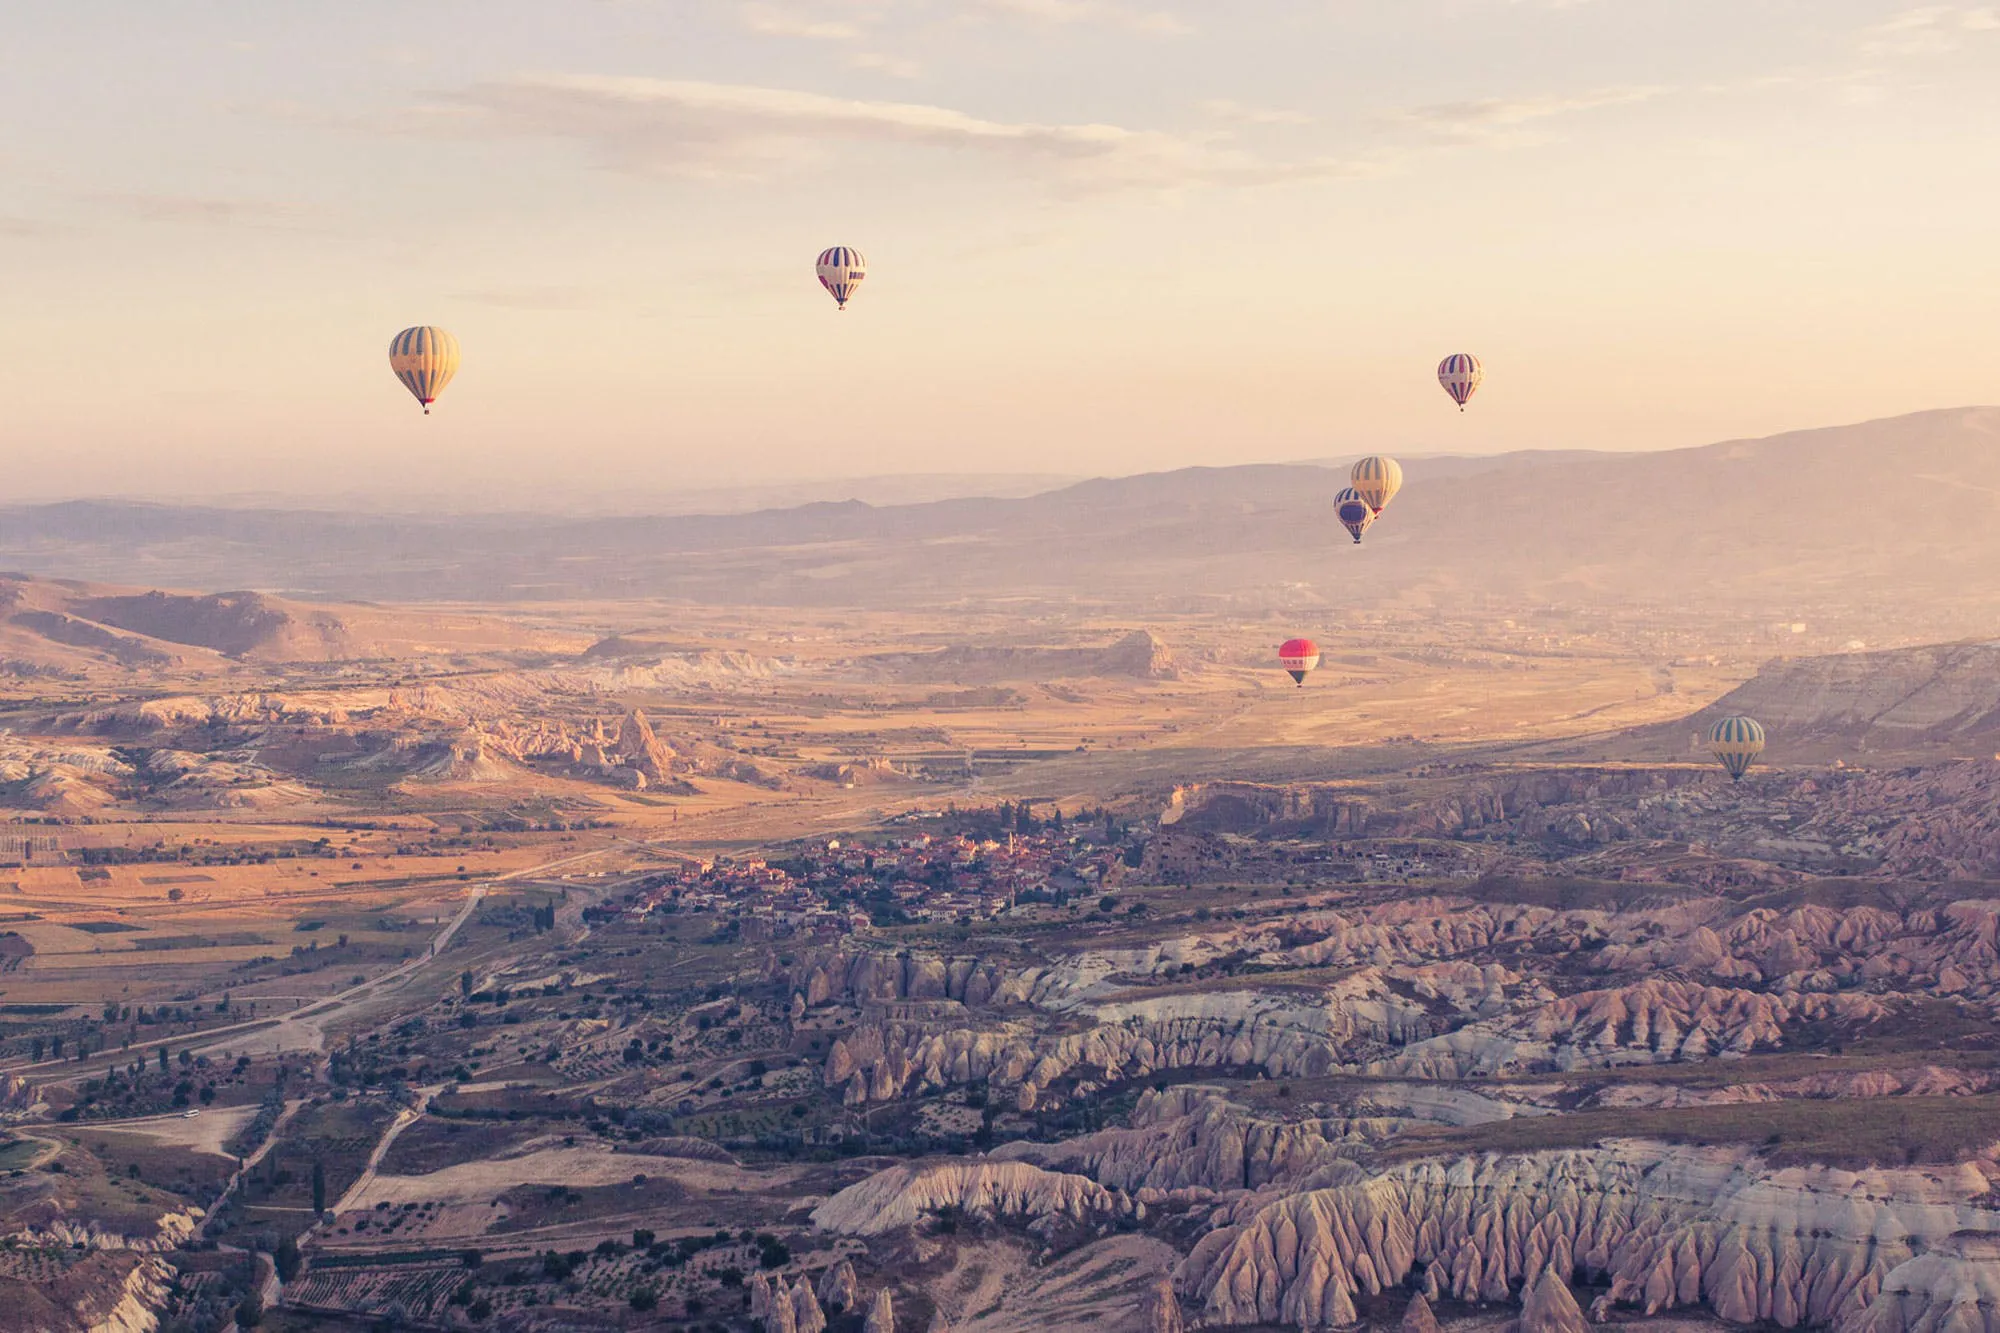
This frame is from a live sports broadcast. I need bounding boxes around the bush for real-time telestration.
[629,1287,658,1312]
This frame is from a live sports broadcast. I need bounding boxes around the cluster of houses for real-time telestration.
[635,830,1128,937]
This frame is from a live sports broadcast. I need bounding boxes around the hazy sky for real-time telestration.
[2,2,1996,504]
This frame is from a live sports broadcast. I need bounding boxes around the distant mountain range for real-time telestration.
[0,575,578,673]
[2,408,1995,629]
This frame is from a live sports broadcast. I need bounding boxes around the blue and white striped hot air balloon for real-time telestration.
[1335,487,1375,544]
[1708,715,1766,782]
[815,246,867,310]
[1438,353,1482,411]
[389,326,460,415]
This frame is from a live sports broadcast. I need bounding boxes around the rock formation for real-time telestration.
[617,708,678,782]
[1856,1230,2000,1333]
[1140,1274,1184,1333]
[791,1275,826,1333]
[816,1259,858,1313]
[864,1289,896,1333]
[1175,1143,2000,1332]
[812,1161,1129,1237]
[1402,1293,1441,1333]
[1518,1265,1590,1333]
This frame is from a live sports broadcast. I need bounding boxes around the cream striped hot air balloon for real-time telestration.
[388,326,460,415]
[1349,456,1403,515]
[1709,716,1766,782]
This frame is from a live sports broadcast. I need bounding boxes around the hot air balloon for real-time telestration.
[1438,353,1483,411]
[1278,638,1320,686]
[389,326,460,415]
[1335,488,1375,544]
[1709,716,1766,782]
[1349,456,1403,514]
[816,246,867,310]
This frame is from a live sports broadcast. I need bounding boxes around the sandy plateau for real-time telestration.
[2,561,2000,1333]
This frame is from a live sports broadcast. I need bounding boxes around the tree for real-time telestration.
[159,1046,169,1072]
[49,1036,61,1059]
[30,1038,42,1062]
[235,1294,263,1328]
[274,1237,301,1282]
[460,970,473,998]
[629,1288,658,1312]
[167,888,184,903]
[311,1159,326,1214]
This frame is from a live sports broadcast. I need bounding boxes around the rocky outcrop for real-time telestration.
[1140,1274,1184,1333]
[792,1276,826,1333]
[766,1287,799,1333]
[812,1161,1129,1237]
[816,1259,858,1313]
[5,1208,203,1253]
[1178,1143,2000,1332]
[1166,769,1703,840]
[0,1252,171,1333]
[617,708,678,782]
[1402,1293,1441,1333]
[1590,1064,1999,1110]
[862,630,1177,684]
[1856,1230,2000,1333]
[790,947,1013,1010]
[1517,1265,1590,1333]
[995,1085,1387,1194]
[863,1288,896,1333]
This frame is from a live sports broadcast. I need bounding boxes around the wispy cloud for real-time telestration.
[968,0,1192,36]
[79,192,307,226]
[430,74,1362,190]
[849,51,923,78]
[1861,4,2000,55]
[0,216,62,239]
[740,3,865,41]
[1199,98,1310,126]
[1390,86,1667,144]
[451,285,599,311]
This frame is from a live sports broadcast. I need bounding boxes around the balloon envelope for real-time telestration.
[389,326,460,415]
[1350,456,1403,513]
[1336,497,1375,544]
[816,246,867,309]
[1709,715,1766,782]
[1278,637,1320,686]
[1438,353,1483,410]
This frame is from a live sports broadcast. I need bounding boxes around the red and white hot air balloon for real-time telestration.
[1438,353,1483,411]
[815,246,867,310]
[1278,637,1321,686]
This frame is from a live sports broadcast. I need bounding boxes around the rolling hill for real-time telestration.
[0,575,585,672]
[0,407,1994,629]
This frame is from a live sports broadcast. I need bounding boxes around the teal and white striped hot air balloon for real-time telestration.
[389,326,460,415]
[1708,715,1766,782]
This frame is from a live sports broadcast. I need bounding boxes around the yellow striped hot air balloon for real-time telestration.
[1349,456,1403,515]
[1708,716,1766,782]
[389,326,460,415]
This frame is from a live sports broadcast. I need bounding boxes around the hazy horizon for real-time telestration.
[5,3,1998,504]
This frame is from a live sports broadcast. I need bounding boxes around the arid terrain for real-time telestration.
[4,415,2000,1333]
